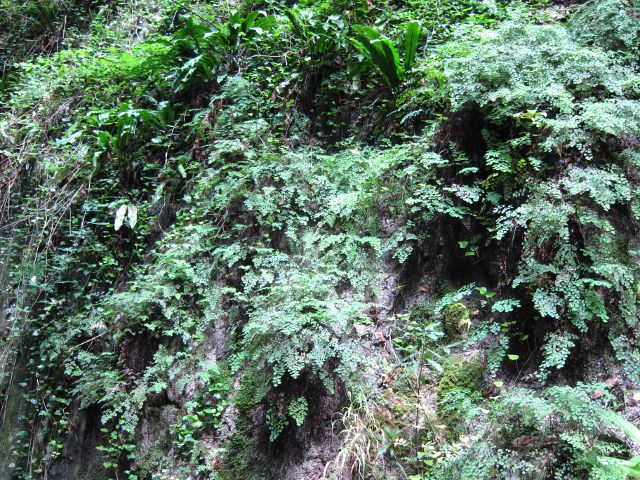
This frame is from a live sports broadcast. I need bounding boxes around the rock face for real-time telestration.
[49,408,104,480]
[268,392,344,480]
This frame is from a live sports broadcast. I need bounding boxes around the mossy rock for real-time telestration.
[436,356,484,400]
[0,363,25,471]
[233,367,269,415]
[220,431,265,480]
[436,357,484,437]
[222,368,269,480]
[443,302,469,337]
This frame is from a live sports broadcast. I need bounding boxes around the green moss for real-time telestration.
[436,357,484,438]
[220,431,265,480]
[0,365,25,471]
[233,367,269,416]
[443,302,469,337]
[220,367,270,480]
[436,356,483,400]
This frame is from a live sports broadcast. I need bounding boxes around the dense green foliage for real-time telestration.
[1,0,639,479]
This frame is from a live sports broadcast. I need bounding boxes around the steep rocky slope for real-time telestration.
[1,0,640,479]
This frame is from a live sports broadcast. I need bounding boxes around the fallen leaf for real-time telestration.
[114,204,127,231]
[127,204,138,229]
[511,436,533,447]
[374,331,386,345]
[605,377,620,388]
[354,324,368,337]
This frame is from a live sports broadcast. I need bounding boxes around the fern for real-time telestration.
[570,0,640,58]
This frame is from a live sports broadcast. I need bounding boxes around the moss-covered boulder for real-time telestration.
[436,355,484,400]
[443,302,470,337]
[436,356,484,437]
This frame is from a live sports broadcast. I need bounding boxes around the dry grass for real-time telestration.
[323,392,387,480]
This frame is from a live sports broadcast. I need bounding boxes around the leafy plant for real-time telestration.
[426,386,639,480]
[601,413,640,478]
[217,10,275,52]
[570,0,640,59]
[162,15,221,89]
[285,7,346,58]
[351,21,422,94]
